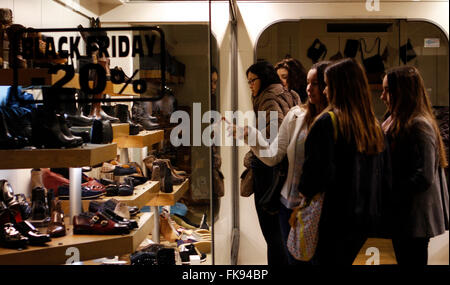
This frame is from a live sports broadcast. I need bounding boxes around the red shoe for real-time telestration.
[73,212,130,235]
[41,168,69,196]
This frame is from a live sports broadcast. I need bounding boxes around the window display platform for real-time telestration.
[113,130,164,149]
[0,143,117,169]
[147,179,190,206]
[0,212,153,265]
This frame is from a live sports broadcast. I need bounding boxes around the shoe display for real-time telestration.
[73,212,130,235]
[15,220,51,245]
[57,185,104,200]
[105,184,119,197]
[31,105,84,149]
[47,200,66,238]
[30,187,48,221]
[14,194,32,221]
[179,243,206,265]
[56,114,84,147]
[131,101,160,131]
[113,166,137,176]
[0,202,28,249]
[153,159,185,185]
[0,180,19,208]
[41,168,70,196]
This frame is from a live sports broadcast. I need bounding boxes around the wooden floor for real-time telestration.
[353,238,397,265]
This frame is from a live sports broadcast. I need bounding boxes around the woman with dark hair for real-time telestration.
[298,58,392,265]
[230,61,331,264]
[275,58,308,104]
[381,66,449,266]
[244,61,300,265]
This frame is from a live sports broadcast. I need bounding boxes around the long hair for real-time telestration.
[302,61,331,132]
[275,58,307,102]
[246,61,281,97]
[386,66,448,168]
[322,58,384,155]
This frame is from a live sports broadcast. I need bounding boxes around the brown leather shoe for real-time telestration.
[151,165,160,181]
[73,212,130,235]
[47,200,66,238]
[160,159,187,179]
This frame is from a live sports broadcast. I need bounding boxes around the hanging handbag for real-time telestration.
[360,37,385,84]
[240,168,254,197]
[399,38,417,64]
[258,156,288,215]
[344,39,360,58]
[307,39,327,63]
[286,111,338,261]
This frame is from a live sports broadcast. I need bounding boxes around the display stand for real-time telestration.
[0,143,117,223]
[60,180,160,214]
[148,179,190,243]
[0,212,153,265]
[71,123,129,140]
[112,129,165,243]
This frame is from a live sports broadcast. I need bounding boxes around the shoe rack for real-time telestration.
[71,123,130,140]
[0,212,153,265]
[59,180,161,215]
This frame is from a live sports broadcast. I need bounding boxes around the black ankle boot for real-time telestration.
[131,102,160,131]
[32,106,83,149]
[57,114,84,147]
[116,104,142,135]
[31,187,48,221]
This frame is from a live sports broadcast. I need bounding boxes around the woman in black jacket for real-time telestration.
[382,66,449,266]
[298,58,392,265]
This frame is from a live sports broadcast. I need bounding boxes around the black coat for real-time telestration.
[298,112,393,240]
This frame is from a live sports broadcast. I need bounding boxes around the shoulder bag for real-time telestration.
[286,111,337,261]
[257,156,288,215]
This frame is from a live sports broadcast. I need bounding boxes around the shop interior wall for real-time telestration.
[236,0,449,265]
[0,0,90,198]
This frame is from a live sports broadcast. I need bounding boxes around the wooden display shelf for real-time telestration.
[60,181,160,214]
[0,212,153,265]
[0,68,79,88]
[0,143,117,169]
[147,179,189,206]
[113,130,164,149]
[71,123,129,139]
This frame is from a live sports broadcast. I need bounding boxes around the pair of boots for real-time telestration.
[150,159,186,193]
[31,105,84,149]
[131,101,159,131]
[115,104,143,135]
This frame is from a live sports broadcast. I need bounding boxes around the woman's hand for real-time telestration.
[223,117,249,141]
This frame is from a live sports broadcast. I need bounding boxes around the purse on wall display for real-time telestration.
[343,39,360,58]
[399,38,417,64]
[307,39,327,63]
[360,37,385,84]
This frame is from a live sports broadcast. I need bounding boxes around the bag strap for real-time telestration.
[328,111,338,142]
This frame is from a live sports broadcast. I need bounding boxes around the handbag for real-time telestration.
[257,156,288,215]
[344,39,360,58]
[399,38,417,64]
[360,37,385,84]
[307,39,327,63]
[240,167,254,197]
[286,111,338,261]
[90,119,113,144]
